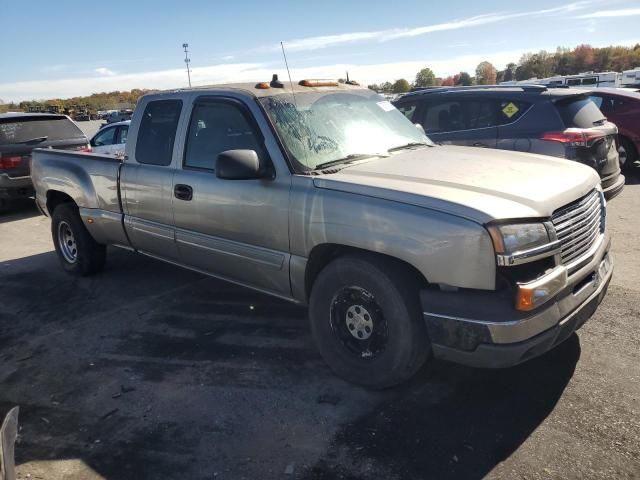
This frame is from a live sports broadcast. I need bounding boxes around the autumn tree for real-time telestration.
[502,63,517,82]
[454,72,472,86]
[441,76,455,86]
[475,61,497,85]
[392,79,411,93]
[572,44,595,72]
[415,67,437,87]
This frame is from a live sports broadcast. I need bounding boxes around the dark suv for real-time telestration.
[393,85,625,199]
[0,113,88,211]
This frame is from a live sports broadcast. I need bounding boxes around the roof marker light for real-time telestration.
[299,80,339,87]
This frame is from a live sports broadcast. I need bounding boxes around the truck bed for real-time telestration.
[31,148,129,246]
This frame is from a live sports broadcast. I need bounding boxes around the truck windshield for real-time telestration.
[260,90,433,172]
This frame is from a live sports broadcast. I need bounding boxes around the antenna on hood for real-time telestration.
[280,41,297,106]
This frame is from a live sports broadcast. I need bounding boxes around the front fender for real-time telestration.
[290,181,496,291]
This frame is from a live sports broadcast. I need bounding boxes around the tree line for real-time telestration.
[368,43,640,94]
[2,43,639,110]
[0,89,156,114]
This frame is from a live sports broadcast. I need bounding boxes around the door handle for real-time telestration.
[472,142,489,148]
[174,184,193,201]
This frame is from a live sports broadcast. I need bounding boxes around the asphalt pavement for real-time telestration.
[0,165,638,479]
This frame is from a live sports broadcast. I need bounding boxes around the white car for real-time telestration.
[90,120,129,156]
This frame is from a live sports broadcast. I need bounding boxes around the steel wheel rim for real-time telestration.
[618,144,627,168]
[329,286,388,359]
[57,221,78,263]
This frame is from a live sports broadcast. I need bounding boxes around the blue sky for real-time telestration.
[1,0,639,101]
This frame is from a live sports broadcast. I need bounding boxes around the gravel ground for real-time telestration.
[0,165,638,480]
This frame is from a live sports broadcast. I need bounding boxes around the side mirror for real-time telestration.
[415,123,426,135]
[216,149,270,180]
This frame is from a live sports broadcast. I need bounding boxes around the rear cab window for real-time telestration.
[0,115,84,145]
[555,96,606,128]
[135,100,183,165]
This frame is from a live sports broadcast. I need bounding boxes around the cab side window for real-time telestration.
[135,100,183,166]
[116,125,128,144]
[395,102,418,121]
[93,127,116,146]
[591,95,626,114]
[421,100,497,133]
[184,101,263,171]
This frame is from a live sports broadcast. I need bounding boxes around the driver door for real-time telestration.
[171,96,292,297]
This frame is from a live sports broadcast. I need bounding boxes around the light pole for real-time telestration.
[182,43,192,88]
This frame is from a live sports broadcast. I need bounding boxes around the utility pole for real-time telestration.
[182,43,192,88]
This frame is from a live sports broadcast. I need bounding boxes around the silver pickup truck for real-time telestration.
[32,79,613,388]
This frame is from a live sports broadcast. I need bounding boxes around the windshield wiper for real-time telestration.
[16,136,48,144]
[387,141,431,152]
[313,153,388,171]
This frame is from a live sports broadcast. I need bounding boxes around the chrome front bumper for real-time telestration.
[422,233,612,368]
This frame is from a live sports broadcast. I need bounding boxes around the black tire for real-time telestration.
[618,136,638,173]
[309,254,430,389]
[51,203,106,276]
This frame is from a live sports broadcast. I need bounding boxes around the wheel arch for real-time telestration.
[303,243,430,301]
[46,190,77,215]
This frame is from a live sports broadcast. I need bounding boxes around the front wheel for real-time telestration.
[309,255,430,389]
[51,203,106,276]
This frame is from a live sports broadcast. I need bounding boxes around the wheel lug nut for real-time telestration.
[357,331,363,338]
[348,323,355,330]
[365,326,371,333]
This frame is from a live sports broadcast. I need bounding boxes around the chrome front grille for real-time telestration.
[551,189,604,265]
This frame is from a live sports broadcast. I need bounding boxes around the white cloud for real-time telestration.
[95,67,116,76]
[578,8,640,18]
[274,1,594,52]
[0,50,535,102]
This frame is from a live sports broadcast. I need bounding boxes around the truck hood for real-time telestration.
[312,145,600,223]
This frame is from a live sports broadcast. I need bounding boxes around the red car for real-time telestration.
[589,87,640,172]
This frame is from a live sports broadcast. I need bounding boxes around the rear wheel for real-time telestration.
[618,136,637,172]
[51,203,106,276]
[309,255,430,389]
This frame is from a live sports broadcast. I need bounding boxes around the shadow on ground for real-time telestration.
[623,162,640,185]
[306,335,580,479]
[0,199,40,224]
[0,244,580,480]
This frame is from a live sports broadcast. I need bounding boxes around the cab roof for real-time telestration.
[147,80,367,100]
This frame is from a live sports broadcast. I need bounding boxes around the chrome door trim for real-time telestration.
[175,229,286,270]
[137,250,298,303]
[126,216,175,241]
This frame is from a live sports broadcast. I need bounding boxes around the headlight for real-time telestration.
[487,223,560,266]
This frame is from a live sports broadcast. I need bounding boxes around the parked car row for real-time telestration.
[0,113,89,211]
[31,78,616,388]
[587,87,640,171]
[393,85,626,199]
